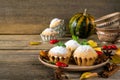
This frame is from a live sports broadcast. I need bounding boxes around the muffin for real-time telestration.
[48,46,71,64]
[40,28,58,41]
[49,18,65,37]
[73,45,98,66]
[65,40,80,52]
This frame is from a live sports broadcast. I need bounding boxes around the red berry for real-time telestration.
[50,40,54,44]
[102,45,108,50]
[56,62,68,67]
[107,45,112,50]
[111,45,117,50]
[96,51,103,56]
[50,39,59,44]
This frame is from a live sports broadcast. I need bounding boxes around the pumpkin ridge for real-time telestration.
[69,14,81,28]
[76,15,84,32]
[69,15,82,35]
[69,14,82,35]
[79,20,86,38]
[87,17,93,36]
[86,17,89,35]
[84,17,89,37]
[69,13,81,24]
[88,16,96,34]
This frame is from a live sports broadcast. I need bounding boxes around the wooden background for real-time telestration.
[0,1,119,79]
[0,0,119,34]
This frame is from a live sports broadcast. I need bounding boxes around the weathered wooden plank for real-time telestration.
[0,50,120,80]
[0,35,120,50]
[0,52,54,80]
[0,50,39,55]
[0,35,120,80]
[0,35,41,40]
[0,0,119,34]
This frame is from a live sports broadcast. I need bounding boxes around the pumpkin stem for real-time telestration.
[83,9,87,16]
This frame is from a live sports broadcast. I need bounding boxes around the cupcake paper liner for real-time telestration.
[49,56,70,64]
[74,57,96,66]
[40,34,57,41]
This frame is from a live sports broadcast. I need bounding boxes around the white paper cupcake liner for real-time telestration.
[40,34,57,41]
[49,56,70,64]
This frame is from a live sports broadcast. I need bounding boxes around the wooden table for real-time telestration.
[0,35,120,80]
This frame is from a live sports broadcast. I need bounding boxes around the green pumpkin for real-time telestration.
[69,9,96,38]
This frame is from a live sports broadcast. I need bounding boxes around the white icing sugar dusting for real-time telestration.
[50,18,62,28]
[65,40,80,51]
[76,45,95,53]
[50,18,60,25]
[74,45,97,57]
[49,46,67,55]
[42,28,57,35]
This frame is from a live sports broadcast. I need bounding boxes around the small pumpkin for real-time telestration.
[69,9,96,38]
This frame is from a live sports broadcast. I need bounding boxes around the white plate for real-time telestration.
[38,56,109,71]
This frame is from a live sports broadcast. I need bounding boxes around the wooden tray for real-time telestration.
[38,56,109,71]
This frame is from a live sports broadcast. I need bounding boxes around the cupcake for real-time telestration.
[49,18,65,37]
[48,46,71,64]
[40,28,58,41]
[65,40,80,52]
[73,45,98,66]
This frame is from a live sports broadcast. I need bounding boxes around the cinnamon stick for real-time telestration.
[54,67,68,80]
[101,66,120,78]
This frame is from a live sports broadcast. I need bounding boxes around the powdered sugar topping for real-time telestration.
[74,45,97,57]
[65,40,80,51]
[49,46,67,55]
[41,28,57,35]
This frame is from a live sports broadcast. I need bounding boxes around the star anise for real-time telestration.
[103,50,113,60]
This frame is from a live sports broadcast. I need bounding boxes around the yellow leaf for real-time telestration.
[80,72,92,80]
[110,54,120,64]
[94,47,101,51]
[80,72,98,80]
[116,48,120,56]
[30,41,41,45]
[87,40,97,48]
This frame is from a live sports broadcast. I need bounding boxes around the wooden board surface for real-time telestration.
[0,35,120,80]
[0,50,120,80]
[0,0,119,34]
[0,50,55,80]
[0,35,119,50]
[0,35,53,50]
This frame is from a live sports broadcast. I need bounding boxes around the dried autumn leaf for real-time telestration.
[80,72,98,80]
[87,40,98,48]
[94,47,101,51]
[39,50,48,58]
[110,54,120,64]
[30,41,41,45]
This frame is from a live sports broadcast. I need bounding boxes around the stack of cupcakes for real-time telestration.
[40,18,65,41]
[50,18,65,37]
